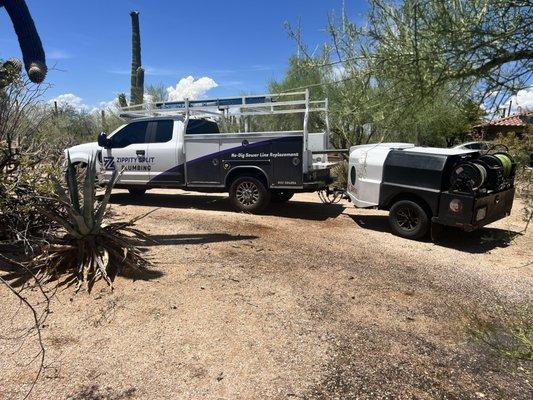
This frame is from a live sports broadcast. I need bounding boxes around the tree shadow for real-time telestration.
[108,192,344,221]
[136,233,259,247]
[349,214,523,254]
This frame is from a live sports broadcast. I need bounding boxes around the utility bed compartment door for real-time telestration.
[271,136,303,187]
[185,138,222,185]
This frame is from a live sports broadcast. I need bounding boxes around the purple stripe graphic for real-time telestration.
[149,135,302,183]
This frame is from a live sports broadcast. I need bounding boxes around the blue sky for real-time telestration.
[0,0,368,109]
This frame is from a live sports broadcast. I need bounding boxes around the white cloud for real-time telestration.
[509,88,533,112]
[166,76,218,101]
[89,98,120,114]
[49,93,86,110]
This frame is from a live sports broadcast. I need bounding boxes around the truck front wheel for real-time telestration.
[229,176,270,213]
[389,200,429,240]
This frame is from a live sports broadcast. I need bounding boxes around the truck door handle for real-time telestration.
[136,150,145,156]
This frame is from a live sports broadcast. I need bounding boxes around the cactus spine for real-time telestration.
[130,11,143,105]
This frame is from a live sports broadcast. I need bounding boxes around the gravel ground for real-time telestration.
[1,189,532,400]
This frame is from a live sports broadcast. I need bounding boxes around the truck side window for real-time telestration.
[151,120,174,143]
[186,119,220,134]
[110,121,149,148]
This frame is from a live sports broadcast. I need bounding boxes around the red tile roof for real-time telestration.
[476,110,533,128]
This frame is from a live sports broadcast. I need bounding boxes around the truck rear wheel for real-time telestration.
[389,200,429,240]
[271,190,294,203]
[229,176,270,213]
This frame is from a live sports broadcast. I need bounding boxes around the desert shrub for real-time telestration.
[464,300,532,366]
[492,131,532,231]
[331,160,348,189]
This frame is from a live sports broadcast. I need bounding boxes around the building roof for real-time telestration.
[475,110,533,128]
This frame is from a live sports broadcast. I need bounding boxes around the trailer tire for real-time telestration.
[229,176,270,213]
[128,188,146,196]
[271,190,294,203]
[389,200,429,240]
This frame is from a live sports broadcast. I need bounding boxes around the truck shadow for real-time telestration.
[108,192,345,221]
[349,214,522,254]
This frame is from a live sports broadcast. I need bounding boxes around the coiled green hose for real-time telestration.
[494,153,513,178]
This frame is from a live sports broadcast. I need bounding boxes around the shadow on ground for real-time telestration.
[349,214,523,254]
[139,233,258,247]
[109,192,344,221]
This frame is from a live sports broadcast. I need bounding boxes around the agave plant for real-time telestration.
[33,155,151,291]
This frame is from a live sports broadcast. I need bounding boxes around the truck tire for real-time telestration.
[389,200,429,240]
[271,190,294,203]
[229,176,270,213]
[128,188,146,196]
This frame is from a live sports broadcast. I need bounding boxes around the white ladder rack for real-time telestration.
[119,90,328,120]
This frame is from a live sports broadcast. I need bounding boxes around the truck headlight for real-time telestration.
[449,199,462,213]
[475,207,487,221]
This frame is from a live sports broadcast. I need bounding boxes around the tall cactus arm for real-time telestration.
[130,10,141,103]
[132,66,144,105]
[1,0,47,83]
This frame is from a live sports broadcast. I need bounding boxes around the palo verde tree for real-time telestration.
[365,0,533,111]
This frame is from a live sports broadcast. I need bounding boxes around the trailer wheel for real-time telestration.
[389,200,429,240]
[229,176,270,213]
[128,188,146,196]
[271,190,294,203]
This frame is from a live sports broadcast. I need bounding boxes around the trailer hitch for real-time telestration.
[318,187,349,204]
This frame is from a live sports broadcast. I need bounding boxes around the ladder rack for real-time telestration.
[119,90,328,119]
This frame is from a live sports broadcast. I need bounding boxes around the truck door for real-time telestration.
[148,119,184,186]
[184,120,222,186]
[102,120,151,184]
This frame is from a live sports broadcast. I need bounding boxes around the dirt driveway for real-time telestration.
[1,189,532,399]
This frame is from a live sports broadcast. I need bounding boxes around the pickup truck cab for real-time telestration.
[66,92,333,212]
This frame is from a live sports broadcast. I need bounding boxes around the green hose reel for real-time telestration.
[494,153,513,178]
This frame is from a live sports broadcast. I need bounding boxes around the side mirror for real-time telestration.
[97,132,110,148]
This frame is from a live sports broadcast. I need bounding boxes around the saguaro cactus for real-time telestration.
[0,58,22,89]
[0,0,47,83]
[130,11,144,105]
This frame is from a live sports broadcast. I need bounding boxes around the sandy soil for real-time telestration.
[1,189,532,400]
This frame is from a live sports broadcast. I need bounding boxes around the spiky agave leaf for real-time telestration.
[82,157,97,233]
[94,167,120,228]
[65,152,81,213]
[24,154,151,292]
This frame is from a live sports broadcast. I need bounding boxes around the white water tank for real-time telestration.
[347,143,414,207]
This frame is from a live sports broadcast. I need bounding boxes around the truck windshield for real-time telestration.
[186,119,220,135]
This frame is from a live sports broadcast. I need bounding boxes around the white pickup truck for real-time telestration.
[66,92,334,212]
